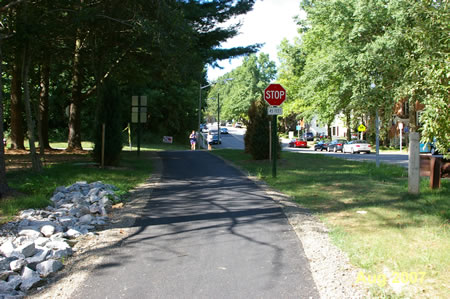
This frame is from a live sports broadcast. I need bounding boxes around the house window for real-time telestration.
[403,101,409,116]
[333,127,336,136]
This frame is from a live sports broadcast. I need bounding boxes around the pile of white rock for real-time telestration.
[0,181,118,297]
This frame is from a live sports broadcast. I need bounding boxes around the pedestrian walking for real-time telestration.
[189,130,197,150]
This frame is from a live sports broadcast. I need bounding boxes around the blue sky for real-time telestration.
[207,0,305,81]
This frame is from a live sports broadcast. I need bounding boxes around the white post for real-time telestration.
[408,132,420,194]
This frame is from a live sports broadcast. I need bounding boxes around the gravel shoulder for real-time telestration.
[29,151,368,298]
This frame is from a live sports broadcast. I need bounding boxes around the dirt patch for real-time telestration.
[4,148,92,171]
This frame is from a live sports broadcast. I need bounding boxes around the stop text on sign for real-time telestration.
[265,90,285,99]
[264,83,286,106]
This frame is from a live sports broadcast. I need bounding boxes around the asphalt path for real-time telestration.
[72,151,318,299]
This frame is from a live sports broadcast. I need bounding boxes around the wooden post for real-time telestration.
[101,123,105,168]
[128,123,132,151]
[430,157,441,189]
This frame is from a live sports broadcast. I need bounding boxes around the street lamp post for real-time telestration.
[198,78,233,149]
[217,93,220,144]
[198,83,214,149]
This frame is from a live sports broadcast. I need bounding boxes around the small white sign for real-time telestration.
[163,136,173,144]
[268,106,283,115]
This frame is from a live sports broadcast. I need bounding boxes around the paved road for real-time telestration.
[211,128,409,168]
[282,144,409,168]
[72,151,318,299]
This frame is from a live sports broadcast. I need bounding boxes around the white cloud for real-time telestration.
[207,0,305,81]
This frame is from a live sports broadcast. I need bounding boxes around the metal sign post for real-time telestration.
[272,115,277,178]
[264,84,286,178]
[131,96,147,156]
[269,121,272,162]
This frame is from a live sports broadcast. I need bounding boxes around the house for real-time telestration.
[389,99,425,147]
[304,114,348,139]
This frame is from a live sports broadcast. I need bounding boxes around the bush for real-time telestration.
[245,99,280,160]
[92,80,124,166]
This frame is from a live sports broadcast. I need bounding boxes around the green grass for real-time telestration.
[22,140,189,151]
[49,141,95,150]
[2,151,154,222]
[3,138,190,221]
[213,149,450,298]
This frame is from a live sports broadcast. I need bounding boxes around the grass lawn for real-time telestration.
[213,149,449,298]
[2,140,188,222]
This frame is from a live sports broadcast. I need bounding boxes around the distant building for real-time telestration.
[304,114,348,139]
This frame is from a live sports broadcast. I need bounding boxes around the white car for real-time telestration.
[343,140,371,154]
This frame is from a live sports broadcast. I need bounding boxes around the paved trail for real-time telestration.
[72,151,318,299]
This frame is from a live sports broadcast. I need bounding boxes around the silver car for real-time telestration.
[343,140,371,154]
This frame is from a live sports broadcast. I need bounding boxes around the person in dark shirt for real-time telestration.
[189,130,197,150]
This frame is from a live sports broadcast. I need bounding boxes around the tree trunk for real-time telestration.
[22,44,42,172]
[39,56,51,150]
[408,97,417,133]
[345,111,351,141]
[10,54,25,150]
[67,32,83,151]
[0,40,9,197]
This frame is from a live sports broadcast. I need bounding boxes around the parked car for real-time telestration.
[220,127,229,134]
[208,134,221,145]
[304,132,314,141]
[289,138,307,148]
[200,124,209,133]
[420,138,449,156]
[235,122,243,128]
[343,140,371,154]
[327,139,347,152]
[226,122,233,127]
[314,140,329,151]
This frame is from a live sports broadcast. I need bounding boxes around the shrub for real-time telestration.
[245,99,280,160]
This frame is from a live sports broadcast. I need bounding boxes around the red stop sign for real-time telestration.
[264,84,286,106]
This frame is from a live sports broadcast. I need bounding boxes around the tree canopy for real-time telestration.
[0,0,260,195]
[275,0,449,155]
[206,53,276,123]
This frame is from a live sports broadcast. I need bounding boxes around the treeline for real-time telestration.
[278,0,448,153]
[0,0,259,196]
[206,0,448,156]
